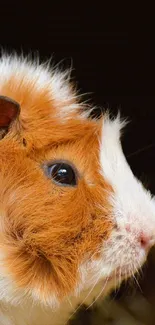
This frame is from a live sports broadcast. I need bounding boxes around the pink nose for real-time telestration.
[138,232,153,249]
[125,225,154,249]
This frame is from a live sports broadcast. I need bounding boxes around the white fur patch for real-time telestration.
[99,113,155,282]
[0,53,86,119]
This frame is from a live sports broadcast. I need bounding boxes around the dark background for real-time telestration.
[1,3,155,323]
[0,2,155,192]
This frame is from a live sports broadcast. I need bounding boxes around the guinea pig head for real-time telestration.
[0,55,155,307]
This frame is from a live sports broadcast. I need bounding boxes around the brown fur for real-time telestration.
[0,76,113,303]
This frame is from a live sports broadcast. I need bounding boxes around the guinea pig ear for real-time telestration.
[0,96,20,139]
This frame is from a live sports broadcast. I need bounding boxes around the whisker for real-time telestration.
[127,143,155,158]
[118,255,123,288]
[64,262,104,324]
[86,263,114,310]
[136,260,143,277]
[7,250,24,269]
[114,267,117,293]
[131,266,143,293]
[67,297,73,309]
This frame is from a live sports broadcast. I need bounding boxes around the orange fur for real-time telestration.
[0,76,113,302]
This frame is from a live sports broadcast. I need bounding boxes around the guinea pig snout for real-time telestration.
[126,225,155,250]
[116,223,155,251]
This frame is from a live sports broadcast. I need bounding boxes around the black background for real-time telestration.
[0,2,155,192]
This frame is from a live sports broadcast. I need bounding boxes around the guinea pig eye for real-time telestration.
[47,162,77,186]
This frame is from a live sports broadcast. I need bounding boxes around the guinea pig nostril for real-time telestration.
[139,232,152,249]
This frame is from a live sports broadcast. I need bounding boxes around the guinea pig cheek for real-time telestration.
[0,163,114,307]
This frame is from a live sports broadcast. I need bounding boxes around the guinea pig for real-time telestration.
[0,53,155,325]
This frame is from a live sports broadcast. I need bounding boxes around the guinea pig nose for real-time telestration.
[138,232,154,249]
[125,225,155,249]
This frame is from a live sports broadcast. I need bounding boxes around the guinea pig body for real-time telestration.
[0,53,155,325]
